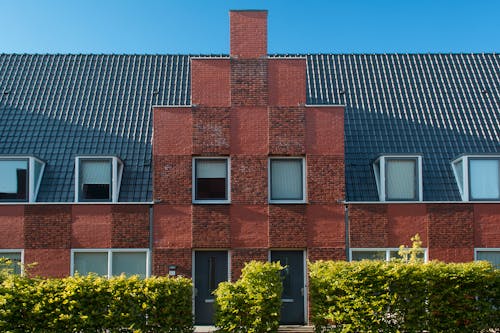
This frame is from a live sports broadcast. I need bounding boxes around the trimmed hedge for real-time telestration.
[214,261,283,333]
[0,273,193,333]
[309,260,500,333]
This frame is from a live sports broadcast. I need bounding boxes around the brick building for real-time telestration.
[0,10,499,325]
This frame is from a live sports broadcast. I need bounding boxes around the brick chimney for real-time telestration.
[230,10,268,58]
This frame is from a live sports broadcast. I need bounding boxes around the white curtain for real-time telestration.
[271,159,303,200]
[386,159,416,200]
[470,159,499,199]
[196,160,227,178]
[81,160,111,185]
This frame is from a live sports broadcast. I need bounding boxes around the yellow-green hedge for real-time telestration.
[0,273,193,333]
[309,260,499,333]
[214,261,283,333]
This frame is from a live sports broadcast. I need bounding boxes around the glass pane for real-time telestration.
[80,160,112,200]
[0,252,22,275]
[470,159,500,200]
[351,251,386,261]
[271,159,303,200]
[0,160,28,200]
[386,159,417,200]
[112,252,147,278]
[195,160,227,200]
[389,250,425,261]
[477,251,500,269]
[73,252,108,276]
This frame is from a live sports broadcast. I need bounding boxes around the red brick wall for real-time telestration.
[387,204,428,247]
[154,205,192,248]
[153,155,192,204]
[192,205,231,248]
[231,59,268,106]
[230,107,268,155]
[111,205,149,248]
[230,205,268,248]
[191,59,231,107]
[269,106,306,155]
[0,205,24,248]
[231,248,268,280]
[153,248,192,277]
[24,205,72,249]
[269,205,307,248]
[349,205,389,248]
[305,106,344,156]
[72,205,112,248]
[192,107,230,155]
[230,155,267,204]
[474,204,500,248]
[230,11,267,59]
[24,249,70,278]
[268,59,306,107]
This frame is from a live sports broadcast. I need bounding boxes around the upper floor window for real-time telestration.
[0,156,45,202]
[269,157,306,203]
[452,155,500,201]
[75,156,123,202]
[373,155,423,201]
[193,157,230,204]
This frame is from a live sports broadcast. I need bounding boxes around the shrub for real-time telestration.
[0,273,193,333]
[214,261,283,333]
[309,260,499,333]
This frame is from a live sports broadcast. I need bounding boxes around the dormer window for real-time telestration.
[75,156,123,202]
[452,155,500,201]
[0,156,45,202]
[373,155,423,201]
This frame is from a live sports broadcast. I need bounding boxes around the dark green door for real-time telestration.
[194,251,228,325]
[271,250,305,324]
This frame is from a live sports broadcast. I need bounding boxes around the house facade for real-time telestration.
[0,10,499,325]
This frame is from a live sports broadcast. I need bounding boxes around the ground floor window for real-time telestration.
[71,249,149,278]
[475,249,500,268]
[350,248,427,262]
[0,250,23,275]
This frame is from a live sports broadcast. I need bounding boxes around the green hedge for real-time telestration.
[214,261,283,333]
[309,260,499,333]
[0,273,193,333]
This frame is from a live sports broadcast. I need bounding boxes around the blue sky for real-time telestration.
[0,0,498,54]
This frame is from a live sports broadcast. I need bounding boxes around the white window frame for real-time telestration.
[75,156,123,203]
[268,157,307,204]
[0,249,24,275]
[474,248,500,268]
[452,155,500,202]
[71,249,150,278]
[373,155,423,202]
[0,156,45,203]
[350,248,428,262]
[192,157,231,204]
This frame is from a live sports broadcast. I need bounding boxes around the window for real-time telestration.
[193,158,230,203]
[452,155,500,201]
[475,249,500,269]
[373,155,422,201]
[72,249,149,278]
[350,248,427,262]
[269,158,306,203]
[0,157,45,202]
[0,250,23,275]
[75,156,123,202]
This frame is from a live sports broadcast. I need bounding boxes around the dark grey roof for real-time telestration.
[306,54,500,201]
[0,54,190,202]
[1,53,499,202]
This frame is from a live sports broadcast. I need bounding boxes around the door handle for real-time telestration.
[301,288,304,296]
[194,288,198,297]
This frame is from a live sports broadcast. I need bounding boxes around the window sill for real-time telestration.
[192,200,231,205]
[269,200,307,204]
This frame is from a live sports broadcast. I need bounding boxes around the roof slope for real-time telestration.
[0,53,499,202]
[0,54,190,202]
[306,54,499,201]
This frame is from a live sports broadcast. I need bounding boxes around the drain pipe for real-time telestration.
[344,203,350,262]
[149,204,154,277]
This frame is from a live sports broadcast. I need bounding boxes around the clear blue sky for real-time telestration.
[1,0,498,54]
